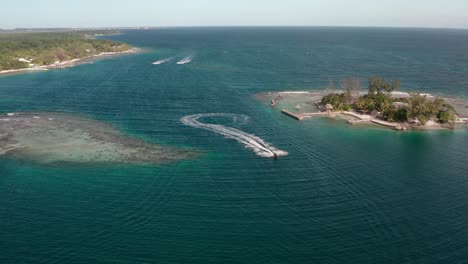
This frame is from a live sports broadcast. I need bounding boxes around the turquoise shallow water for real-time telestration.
[1,27,468,263]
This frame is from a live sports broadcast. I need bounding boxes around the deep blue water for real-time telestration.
[1,27,467,263]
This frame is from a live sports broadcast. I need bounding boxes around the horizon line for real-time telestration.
[2,25,468,31]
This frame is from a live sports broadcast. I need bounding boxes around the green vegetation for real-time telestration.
[321,93,349,111]
[407,94,455,125]
[0,30,130,71]
[437,110,456,123]
[354,93,393,113]
[382,107,408,123]
[368,76,400,94]
[322,76,457,125]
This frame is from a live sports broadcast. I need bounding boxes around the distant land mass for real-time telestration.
[0,30,133,72]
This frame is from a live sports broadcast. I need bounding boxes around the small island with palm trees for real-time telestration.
[259,77,468,130]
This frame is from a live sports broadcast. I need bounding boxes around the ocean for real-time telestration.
[1,27,467,263]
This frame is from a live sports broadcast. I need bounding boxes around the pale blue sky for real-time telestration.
[2,0,468,29]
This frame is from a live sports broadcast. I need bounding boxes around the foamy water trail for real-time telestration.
[181,113,288,158]
[152,57,173,65]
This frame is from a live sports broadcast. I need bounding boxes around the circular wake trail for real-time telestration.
[181,113,288,158]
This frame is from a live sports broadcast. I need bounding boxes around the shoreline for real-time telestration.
[259,90,468,131]
[86,32,123,39]
[0,47,142,77]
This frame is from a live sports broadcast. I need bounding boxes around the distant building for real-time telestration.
[18,58,31,63]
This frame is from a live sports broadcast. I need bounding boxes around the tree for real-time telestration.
[431,98,445,116]
[407,94,450,125]
[394,108,408,122]
[353,92,393,113]
[55,48,68,61]
[342,78,360,105]
[383,106,408,122]
[368,76,400,94]
[321,93,347,111]
[368,76,384,94]
[407,93,431,125]
[393,80,401,91]
[0,30,130,70]
[437,111,455,123]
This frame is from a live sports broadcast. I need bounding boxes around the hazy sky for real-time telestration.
[2,0,468,29]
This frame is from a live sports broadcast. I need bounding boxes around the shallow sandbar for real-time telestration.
[0,113,195,164]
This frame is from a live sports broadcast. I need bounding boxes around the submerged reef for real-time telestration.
[0,113,194,164]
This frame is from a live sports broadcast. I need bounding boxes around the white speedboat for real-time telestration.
[177,56,193,65]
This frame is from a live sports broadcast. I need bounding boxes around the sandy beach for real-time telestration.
[0,47,142,77]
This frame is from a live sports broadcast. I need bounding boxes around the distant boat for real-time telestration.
[152,57,172,65]
[177,56,193,65]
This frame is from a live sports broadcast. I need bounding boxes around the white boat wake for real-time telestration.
[181,113,288,158]
[152,57,173,65]
[177,56,193,65]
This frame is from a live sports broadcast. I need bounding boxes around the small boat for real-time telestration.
[177,56,193,65]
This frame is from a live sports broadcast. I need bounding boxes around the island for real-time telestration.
[0,30,138,75]
[260,77,468,130]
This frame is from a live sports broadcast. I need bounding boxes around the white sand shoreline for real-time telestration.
[0,47,141,76]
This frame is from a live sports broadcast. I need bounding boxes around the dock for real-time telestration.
[455,118,468,125]
[343,111,404,130]
[370,119,401,129]
[281,109,407,130]
[281,109,304,121]
[301,112,331,117]
[281,110,333,121]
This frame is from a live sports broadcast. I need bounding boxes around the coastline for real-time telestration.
[258,90,468,131]
[0,47,142,77]
[86,32,123,39]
